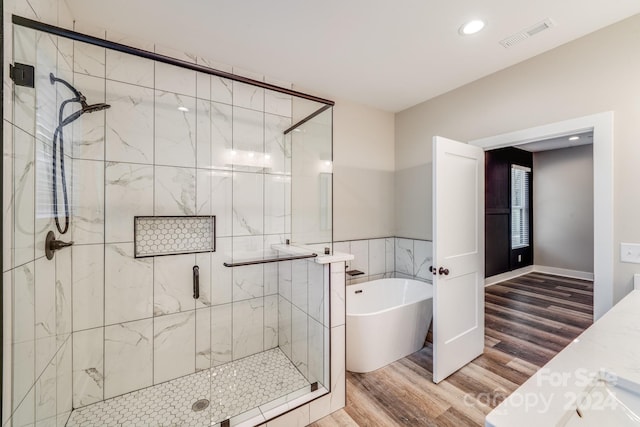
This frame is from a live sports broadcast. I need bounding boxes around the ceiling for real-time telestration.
[65,1,640,112]
[516,131,593,152]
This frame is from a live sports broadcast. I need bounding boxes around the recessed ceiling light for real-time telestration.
[569,136,580,141]
[459,19,486,36]
[177,106,189,112]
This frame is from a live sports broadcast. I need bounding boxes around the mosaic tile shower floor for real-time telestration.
[66,348,309,426]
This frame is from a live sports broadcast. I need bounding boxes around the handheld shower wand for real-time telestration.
[49,73,111,235]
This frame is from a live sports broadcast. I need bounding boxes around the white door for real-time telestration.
[432,136,485,383]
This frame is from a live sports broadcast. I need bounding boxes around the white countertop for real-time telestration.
[485,289,640,426]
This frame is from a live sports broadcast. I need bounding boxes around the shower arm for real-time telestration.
[51,73,90,128]
[50,73,83,99]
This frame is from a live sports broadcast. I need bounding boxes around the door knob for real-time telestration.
[429,266,436,275]
[438,267,449,276]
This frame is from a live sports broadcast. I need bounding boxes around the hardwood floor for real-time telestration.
[310,273,593,427]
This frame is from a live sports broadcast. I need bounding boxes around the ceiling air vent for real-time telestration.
[499,18,555,48]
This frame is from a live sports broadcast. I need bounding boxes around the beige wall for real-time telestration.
[291,107,333,244]
[395,14,640,302]
[332,98,395,241]
[289,94,396,242]
[533,145,594,273]
[395,164,430,239]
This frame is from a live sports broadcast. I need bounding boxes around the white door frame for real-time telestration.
[469,112,614,320]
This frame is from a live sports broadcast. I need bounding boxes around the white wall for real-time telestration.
[533,145,594,273]
[395,13,640,303]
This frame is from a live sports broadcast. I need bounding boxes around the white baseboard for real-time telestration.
[485,265,594,286]
[485,266,534,287]
[532,265,594,281]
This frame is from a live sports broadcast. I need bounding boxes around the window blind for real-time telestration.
[511,165,531,249]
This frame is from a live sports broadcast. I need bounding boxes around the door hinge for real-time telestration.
[9,63,35,88]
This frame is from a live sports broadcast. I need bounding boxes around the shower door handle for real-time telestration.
[193,265,200,299]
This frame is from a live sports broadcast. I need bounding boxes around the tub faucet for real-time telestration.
[346,269,365,277]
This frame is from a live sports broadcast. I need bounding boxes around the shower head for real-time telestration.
[60,101,111,126]
[82,102,111,114]
[50,72,111,125]
[49,72,82,99]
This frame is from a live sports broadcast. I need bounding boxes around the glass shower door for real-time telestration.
[4,25,75,426]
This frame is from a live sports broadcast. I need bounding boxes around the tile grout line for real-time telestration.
[68,30,75,420]
[151,42,156,388]
[53,27,61,421]
[262,83,266,357]
[230,73,234,365]
[193,51,198,377]
[31,27,38,424]
[101,29,107,406]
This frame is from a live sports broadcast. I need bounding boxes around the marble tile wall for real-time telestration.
[333,237,433,285]
[64,33,297,408]
[395,237,434,282]
[278,259,329,388]
[3,10,316,422]
[306,261,346,425]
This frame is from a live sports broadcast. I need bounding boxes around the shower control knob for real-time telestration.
[45,230,74,260]
[438,267,449,276]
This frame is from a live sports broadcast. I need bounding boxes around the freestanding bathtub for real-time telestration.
[346,278,433,373]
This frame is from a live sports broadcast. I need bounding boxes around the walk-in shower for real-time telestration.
[3,14,334,427]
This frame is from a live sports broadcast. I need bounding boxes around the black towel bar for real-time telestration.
[223,253,318,267]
